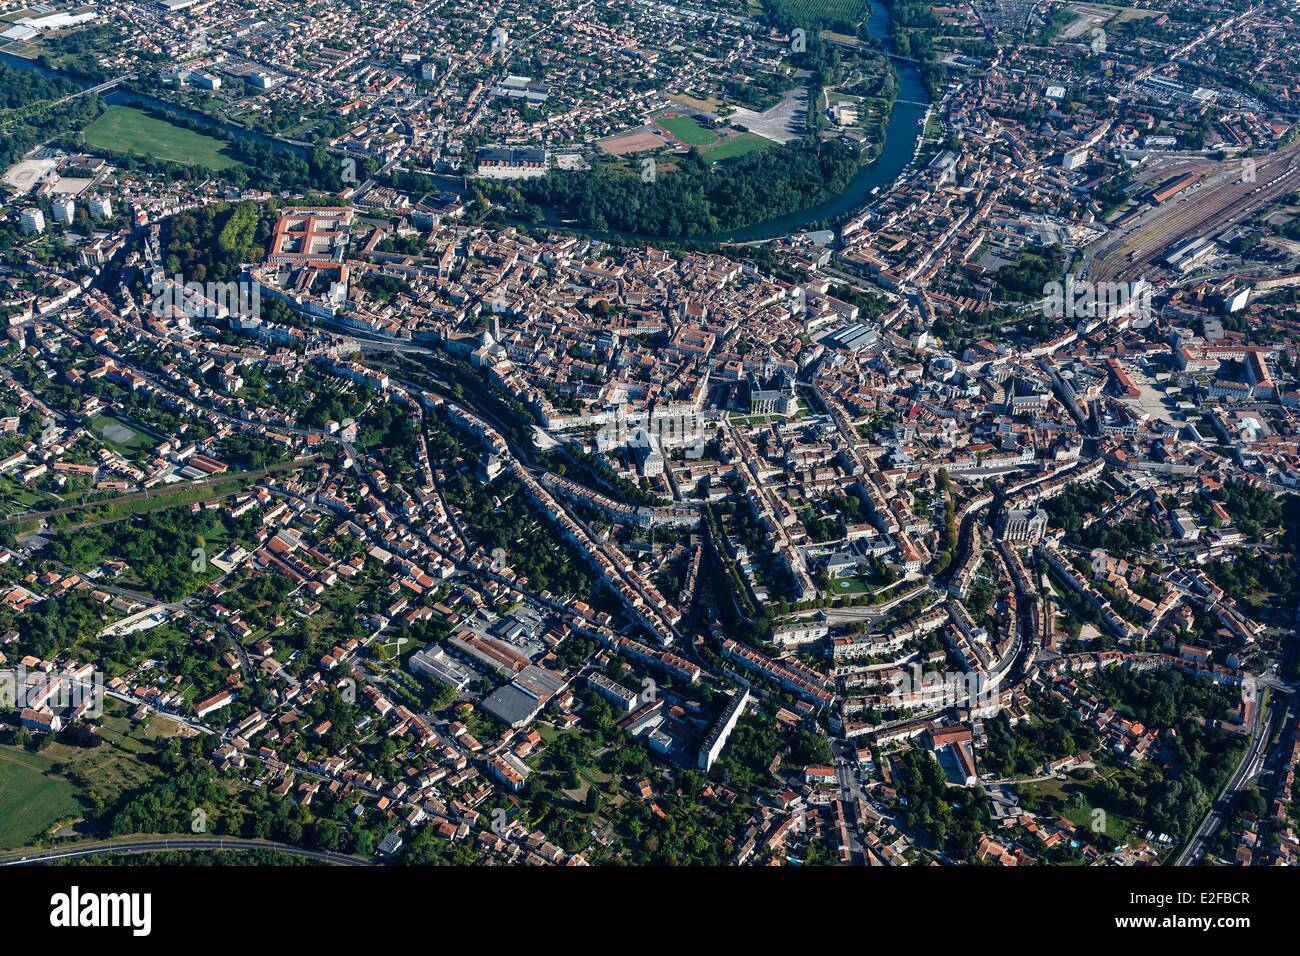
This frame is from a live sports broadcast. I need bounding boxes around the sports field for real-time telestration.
[652,112,718,147]
[83,105,241,170]
[91,414,153,454]
[702,132,776,163]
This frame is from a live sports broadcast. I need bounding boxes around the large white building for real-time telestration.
[997,507,1048,543]
[19,209,45,234]
[698,688,750,771]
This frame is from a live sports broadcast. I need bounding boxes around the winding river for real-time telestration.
[3,0,928,245]
[706,0,930,242]
[520,0,930,244]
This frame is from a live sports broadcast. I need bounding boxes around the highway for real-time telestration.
[0,837,370,866]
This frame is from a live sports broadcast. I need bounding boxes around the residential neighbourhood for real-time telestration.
[0,0,1296,913]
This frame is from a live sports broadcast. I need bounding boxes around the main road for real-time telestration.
[0,837,370,866]
[1173,690,1287,865]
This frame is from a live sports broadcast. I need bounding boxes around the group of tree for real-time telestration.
[980,700,1099,778]
[50,503,248,602]
[159,201,275,284]
[496,139,864,237]
[993,243,1067,303]
[0,61,80,110]
[893,748,991,859]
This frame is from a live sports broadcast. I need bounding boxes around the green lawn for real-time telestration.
[653,113,717,146]
[831,576,871,594]
[702,132,775,163]
[0,473,52,512]
[0,702,179,850]
[83,106,242,170]
[0,747,83,848]
[90,414,153,454]
[922,111,943,143]
[1020,774,1136,845]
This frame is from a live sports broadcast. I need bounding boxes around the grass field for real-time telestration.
[83,106,241,170]
[0,703,180,850]
[652,113,718,147]
[1112,5,1165,21]
[90,414,154,454]
[0,748,82,848]
[701,132,775,163]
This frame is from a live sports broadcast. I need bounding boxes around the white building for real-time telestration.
[19,209,45,234]
[772,621,829,647]
[1062,147,1088,170]
[1171,509,1200,541]
[698,688,750,771]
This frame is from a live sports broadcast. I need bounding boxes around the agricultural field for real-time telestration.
[1049,3,1165,43]
[0,747,83,849]
[669,92,725,114]
[82,105,242,170]
[0,702,181,850]
[761,0,873,30]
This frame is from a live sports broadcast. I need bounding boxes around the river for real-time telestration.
[3,0,928,244]
[520,0,929,244]
[706,0,930,242]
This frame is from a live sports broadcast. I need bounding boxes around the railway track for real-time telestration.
[1090,144,1300,283]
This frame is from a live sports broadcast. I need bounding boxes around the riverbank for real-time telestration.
[2,0,930,248]
[489,0,929,244]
